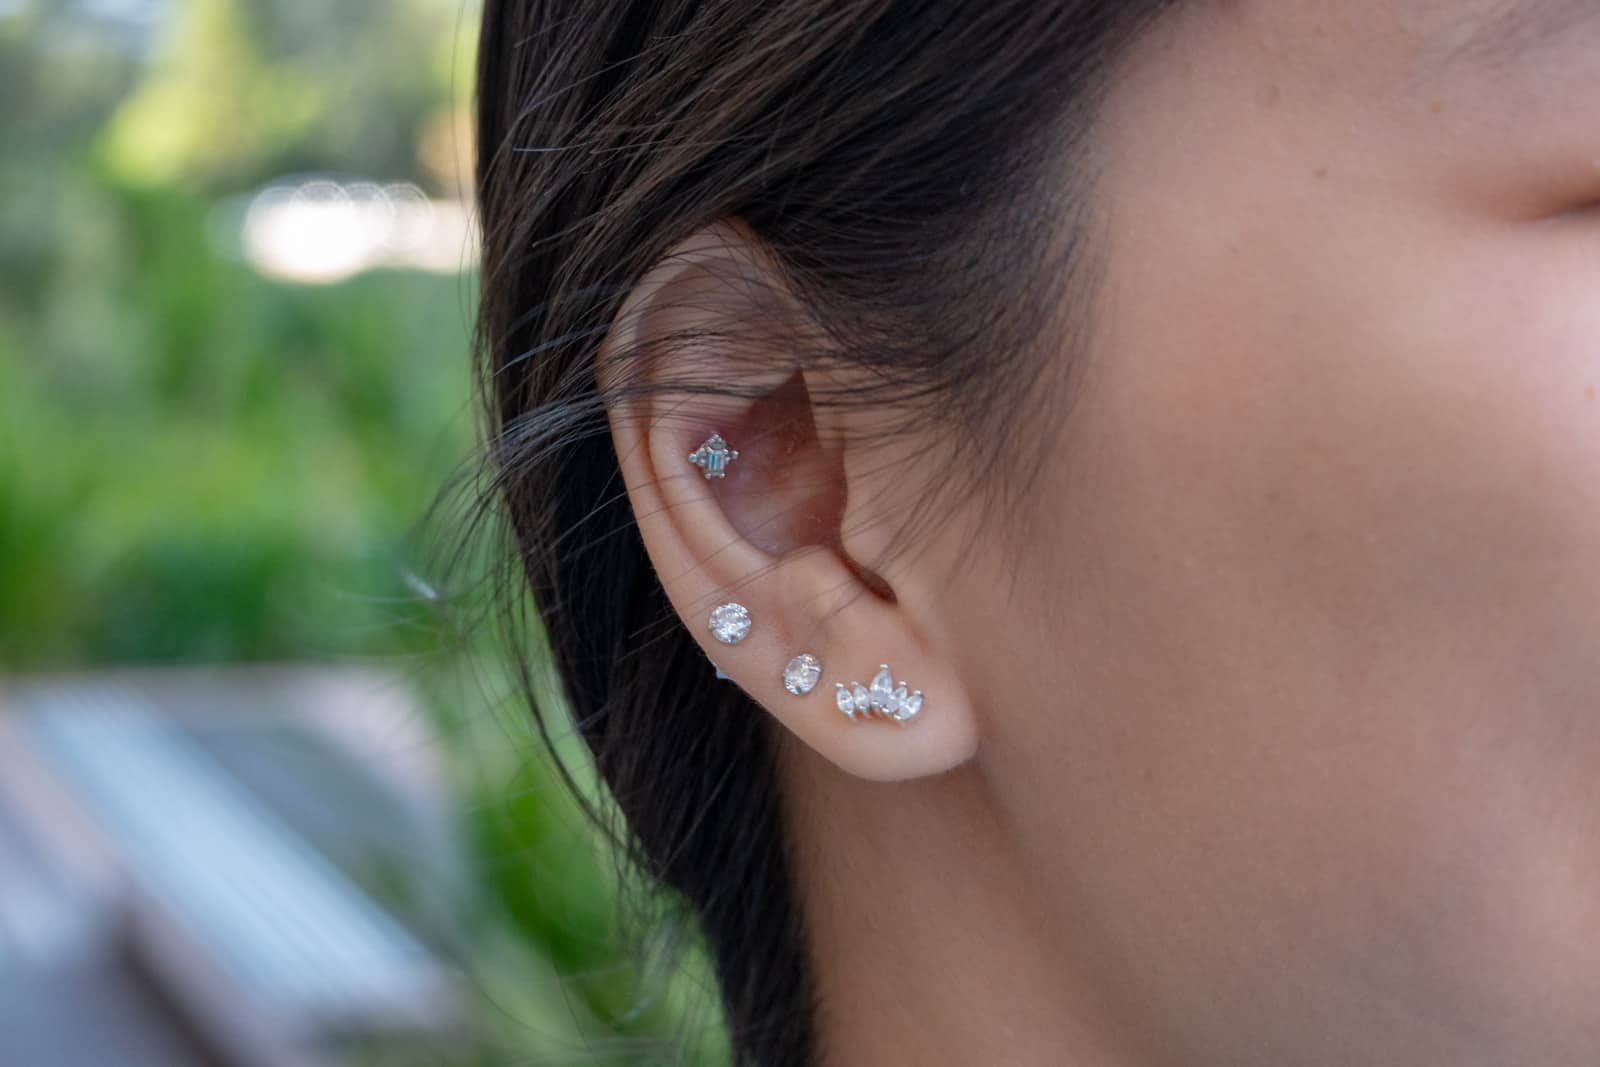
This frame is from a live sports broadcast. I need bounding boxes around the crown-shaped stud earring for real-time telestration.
[834,664,923,723]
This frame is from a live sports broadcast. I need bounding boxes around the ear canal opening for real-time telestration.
[845,554,897,604]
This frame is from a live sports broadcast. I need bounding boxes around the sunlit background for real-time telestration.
[0,1,725,1064]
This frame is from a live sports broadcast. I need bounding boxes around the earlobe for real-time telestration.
[764,546,979,781]
[599,224,979,783]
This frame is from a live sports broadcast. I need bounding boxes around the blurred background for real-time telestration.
[0,1,726,1064]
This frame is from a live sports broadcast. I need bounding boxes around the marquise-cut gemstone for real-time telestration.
[895,690,924,721]
[886,684,907,716]
[852,683,870,715]
[869,665,894,711]
[835,684,857,717]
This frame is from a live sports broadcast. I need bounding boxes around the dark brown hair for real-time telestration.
[471,1,1174,1062]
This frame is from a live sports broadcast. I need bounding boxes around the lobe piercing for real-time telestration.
[783,653,822,696]
[708,602,752,645]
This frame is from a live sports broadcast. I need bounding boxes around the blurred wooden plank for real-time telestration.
[0,666,466,1067]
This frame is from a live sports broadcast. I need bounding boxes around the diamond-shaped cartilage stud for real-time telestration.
[688,433,739,479]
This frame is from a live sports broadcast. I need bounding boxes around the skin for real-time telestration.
[607,0,1600,1062]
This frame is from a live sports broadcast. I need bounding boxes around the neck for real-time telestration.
[779,744,1143,1067]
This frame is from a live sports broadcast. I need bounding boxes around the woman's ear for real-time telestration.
[599,222,978,782]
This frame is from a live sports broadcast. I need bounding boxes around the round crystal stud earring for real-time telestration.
[708,602,752,645]
[783,653,822,696]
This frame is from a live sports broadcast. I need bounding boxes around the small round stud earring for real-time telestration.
[783,653,822,696]
[834,664,923,722]
[708,602,752,645]
[688,432,739,479]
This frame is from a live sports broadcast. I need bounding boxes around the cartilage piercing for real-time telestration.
[688,432,739,479]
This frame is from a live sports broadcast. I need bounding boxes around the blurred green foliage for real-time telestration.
[0,0,726,1062]
[0,177,471,663]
